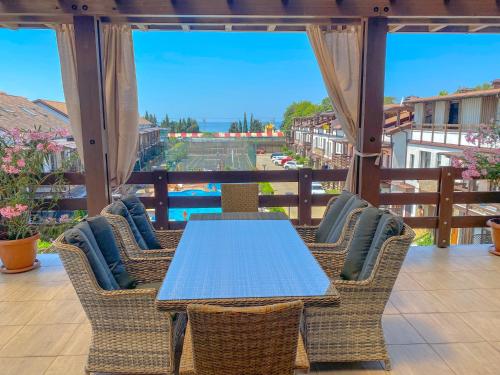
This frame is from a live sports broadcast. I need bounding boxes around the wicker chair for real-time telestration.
[179,301,309,375]
[221,183,259,213]
[53,234,186,374]
[295,197,367,278]
[101,202,181,259]
[303,224,415,370]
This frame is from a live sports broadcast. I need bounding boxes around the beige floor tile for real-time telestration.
[0,301,48,325]
[393,273,423,291]
[473,289,500,311]
[452,256,500,271]
[382,315,425,345]
[313,361,385,374]
[0,326,22,350]
[0,283,22,302]
[445,244,493,257]
[383,301,399,315]
[390,291,448,314]
[407,271,483,290]
[387,344,455,375]
[402,256,468,273]
[404,313,483,344]
[6,266,69,284]
[28,299,86,325]
[0,323,78,357]
[2,282,62,301]
[459,312,500,342]
[0,357,55,375]
[429,289,500,313]
[44,355,88,375]
[490,341,500,352]
[61,323,91,355]
[53,283,79,300]
[432,342,500,375]
[458,271,500,289]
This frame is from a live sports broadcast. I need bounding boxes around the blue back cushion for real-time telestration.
[340,207,383,281]
[358,212,404,281]
[121,196,162,250]
[87,216,137,289]
[315,191,354,243]
[108,201,149,250]
[64,222,119,290]
[325,195,369,244]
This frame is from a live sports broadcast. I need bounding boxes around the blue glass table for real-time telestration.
[156,219,339,311]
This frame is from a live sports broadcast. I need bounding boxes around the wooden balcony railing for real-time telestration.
[44,167,499,248]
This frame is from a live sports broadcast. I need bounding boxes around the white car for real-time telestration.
[311,182,326,194]
[272,155,288,165]
[283,161,304,170]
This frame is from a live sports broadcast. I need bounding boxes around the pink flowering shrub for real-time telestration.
[451,124,500,188]
[0,127,70,240]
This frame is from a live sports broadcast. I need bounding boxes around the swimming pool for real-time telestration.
[168,184,222,221]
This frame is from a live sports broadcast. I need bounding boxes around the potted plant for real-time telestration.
[452,124,500,255]
[0,127,69,273]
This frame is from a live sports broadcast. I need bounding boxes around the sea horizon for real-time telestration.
[196,121,283,133]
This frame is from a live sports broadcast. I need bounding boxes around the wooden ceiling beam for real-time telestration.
[224,24,232,31]
[468,24,490,32]
[429,24,448,32]
[0,0,499,18]
[389,24,406,32]
[267,24,277,32]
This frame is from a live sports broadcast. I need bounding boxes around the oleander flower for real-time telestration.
[0,204,28,219]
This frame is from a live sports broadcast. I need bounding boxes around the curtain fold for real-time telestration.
[55,24,139,187]
[306,25,362,192]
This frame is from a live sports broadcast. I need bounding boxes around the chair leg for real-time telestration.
[383,358,392,371]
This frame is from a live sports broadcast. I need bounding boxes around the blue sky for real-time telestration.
[0,29,499,121]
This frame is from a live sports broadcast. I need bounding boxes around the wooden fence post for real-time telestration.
[153,170,169,230]
[436,166,454,247]
[298,168,312,225]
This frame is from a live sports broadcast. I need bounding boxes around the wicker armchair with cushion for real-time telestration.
[295,191,370,278]
[303,208,415,370]
[221,183,259,213]
[102,195,181,258]
[53,218,186,374]
[180,301,309,375]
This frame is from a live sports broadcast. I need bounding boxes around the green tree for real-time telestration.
[228,121,239,132]
[318,97,333,112]
[438,90,449,96]
[384,96,396,105]
[243,112,248,132]
[280,101,320,132]
[160,114,170,129]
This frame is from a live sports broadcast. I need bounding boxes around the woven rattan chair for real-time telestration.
[221,183,259,213]
[303,224,415,370]
[53,234,186,374]
[295,197,367,278]
[102,202,180,258]
[179,301,309,375]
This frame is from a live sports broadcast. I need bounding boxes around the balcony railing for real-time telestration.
[43,167,499,248]
[410,122,497,147]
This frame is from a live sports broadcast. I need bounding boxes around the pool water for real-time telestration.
[168,184,222,221]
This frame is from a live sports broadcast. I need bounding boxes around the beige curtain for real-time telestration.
[306,25,362,192]
[55,24,139,187]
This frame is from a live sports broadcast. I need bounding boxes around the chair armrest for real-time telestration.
[155,229,184,249]
[307,243,347,279]
[295,225,319,243]
[124,256,172,283]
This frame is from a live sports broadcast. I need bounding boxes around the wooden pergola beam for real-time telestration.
[1,0,499,18]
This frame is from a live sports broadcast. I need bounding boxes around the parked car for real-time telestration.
[311,182,326,194]
[270,152,283,159]
[256,148,265,154]
[284,161,304,170]
[271,155,288,164]
[278,156,293,166]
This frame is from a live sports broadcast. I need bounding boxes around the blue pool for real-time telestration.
[168,184,222,221]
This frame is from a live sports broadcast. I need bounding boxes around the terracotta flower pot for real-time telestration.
[487,219,500,256]
[0,233,40,273]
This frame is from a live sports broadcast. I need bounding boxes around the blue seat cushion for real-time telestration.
[340,207,383,281]
[64,222,119,290]
[315,191,354,243]
[87,216,137,289]
[108,201,149,250]
[121,195,162,250]
[325,195,369,244]
[358,212,404,281]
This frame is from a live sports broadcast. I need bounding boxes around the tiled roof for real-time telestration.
[404,88,500,104]
[33,99,68,117]
[0,92,70,133]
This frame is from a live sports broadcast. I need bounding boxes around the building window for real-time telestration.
[448,101,460,124]
[409,154,415,168]
[424,102,434,124]
[419,151,432,168]
[437,153,449,167]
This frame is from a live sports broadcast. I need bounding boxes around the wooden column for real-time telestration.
[73,16,111,215]
[436,166,454,248]
[357,17,388,206]
[298,168,312,225]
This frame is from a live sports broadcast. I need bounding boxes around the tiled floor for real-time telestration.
[1,244,499,374]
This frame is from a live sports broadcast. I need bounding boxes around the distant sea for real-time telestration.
[198,121,282,133]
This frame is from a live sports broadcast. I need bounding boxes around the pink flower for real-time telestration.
[46,143,63,153]
[2,155,12,164]
[16,159,25,168]
[58,214,70,223]
[36,143,45,151]
[1,165,20,174]
[480,169,488,176]
[55,128,70,138]
[0,204,28,219]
